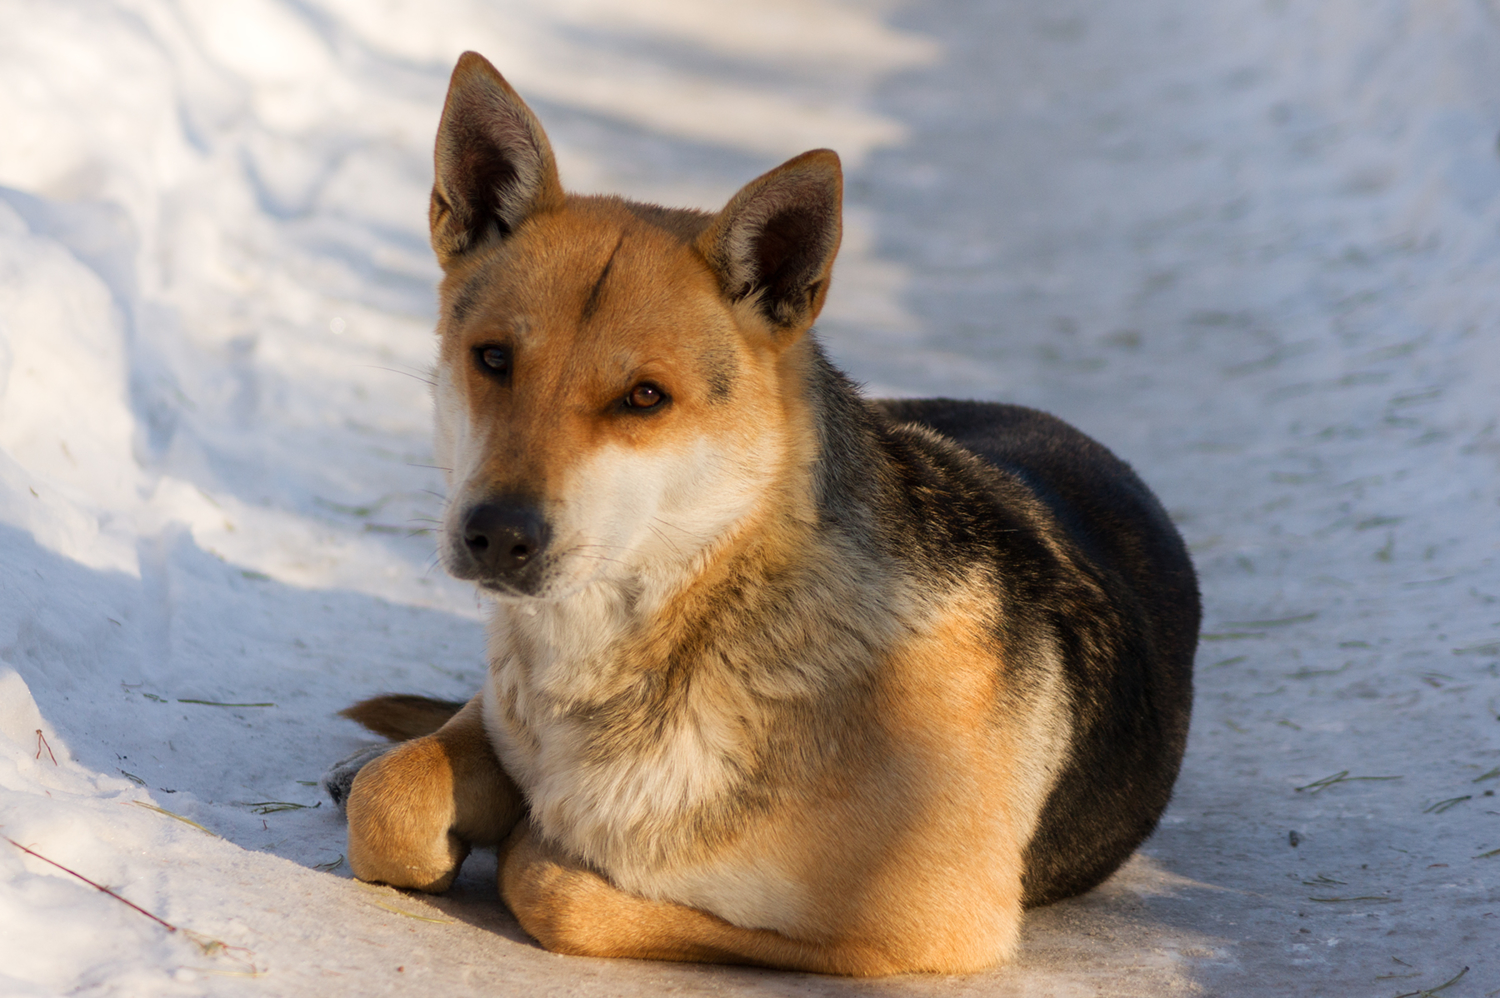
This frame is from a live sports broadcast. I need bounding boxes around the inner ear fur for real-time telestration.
[430,52,564,267]
[695,149,843,337]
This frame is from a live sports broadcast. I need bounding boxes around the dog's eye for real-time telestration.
[475,345,510,378]
[624,383,665,410]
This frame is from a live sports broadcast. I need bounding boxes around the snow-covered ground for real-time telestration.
[1,0,1497,994]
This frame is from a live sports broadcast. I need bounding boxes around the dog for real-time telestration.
[329,51,1199,976]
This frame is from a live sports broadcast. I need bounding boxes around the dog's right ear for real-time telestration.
[429,52,564,267]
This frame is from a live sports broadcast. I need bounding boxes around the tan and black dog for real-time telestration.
[328,51,1199,976]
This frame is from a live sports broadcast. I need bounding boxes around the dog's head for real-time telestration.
[427,53,842,602]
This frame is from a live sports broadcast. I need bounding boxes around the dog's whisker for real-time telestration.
[649,517,694,535]
[361,363,437,387]
[556,547,626,566]
[645,521,688,557]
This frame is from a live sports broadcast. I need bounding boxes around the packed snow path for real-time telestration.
[1,0,1497,995]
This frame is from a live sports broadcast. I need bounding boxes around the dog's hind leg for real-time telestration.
[498,823,973,977]
[345,694,523,892]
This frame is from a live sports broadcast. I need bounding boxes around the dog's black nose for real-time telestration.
[460,499,550,587]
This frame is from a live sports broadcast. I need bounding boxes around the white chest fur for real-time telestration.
[478,589,783,903]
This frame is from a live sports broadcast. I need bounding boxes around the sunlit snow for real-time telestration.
[1,1,1497,995]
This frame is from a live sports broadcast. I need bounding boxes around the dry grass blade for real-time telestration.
[366,898,454,924]
[1287,662,1351,679]
[128,801,218,836]
[1423,796,1471,815]
[357,881,455,923]
[1295,770,1402,793]
[1222,612,1319,628]
[1392,965,1468,998]
[247,801,316,815]
[189,967,270,979]
[177,699,276,708]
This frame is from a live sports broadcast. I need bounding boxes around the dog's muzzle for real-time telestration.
[449,497,551,595]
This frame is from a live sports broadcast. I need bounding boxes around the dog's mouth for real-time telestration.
[446,547,552,599]
[473,575,544,599]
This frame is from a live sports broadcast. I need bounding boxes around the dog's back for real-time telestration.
[876,398,1198,905]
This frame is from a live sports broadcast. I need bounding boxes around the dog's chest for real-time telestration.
[480,615,756,873]
[482,650,821,932]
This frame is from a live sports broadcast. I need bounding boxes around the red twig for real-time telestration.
[5,836,178,933]
[5,837,257,968]
[34,730,58,765]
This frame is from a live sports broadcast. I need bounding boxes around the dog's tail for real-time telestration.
[339,694,467,741]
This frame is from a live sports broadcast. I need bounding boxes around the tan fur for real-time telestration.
[482,588,1043,974]
[342,52,1078,976]
[339,695,463,741]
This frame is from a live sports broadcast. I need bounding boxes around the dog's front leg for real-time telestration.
[498,822,909,976]
[346,695,522,892]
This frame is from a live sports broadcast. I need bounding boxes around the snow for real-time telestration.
[0,0,1496,994]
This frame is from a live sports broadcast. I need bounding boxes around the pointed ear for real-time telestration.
[429,52,564,267]
[695,149,842,337]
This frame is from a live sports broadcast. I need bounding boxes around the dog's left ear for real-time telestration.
[696,149,842,339]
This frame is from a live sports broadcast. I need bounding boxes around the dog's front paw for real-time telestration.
[321,743,391,813]
[345,736,469,892]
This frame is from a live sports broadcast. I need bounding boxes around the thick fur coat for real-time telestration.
[333,51,1199,976]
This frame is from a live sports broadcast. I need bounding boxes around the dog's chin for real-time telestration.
[468,566,601,605]
[441,561,543,601]
[474,579,536,601]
